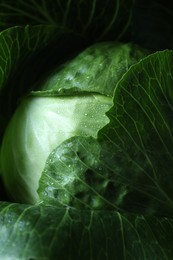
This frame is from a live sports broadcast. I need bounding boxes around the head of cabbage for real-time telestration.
[0,42,147,204]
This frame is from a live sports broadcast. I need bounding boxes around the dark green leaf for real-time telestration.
[0,202,173,259]
[99,50,173,216]
[34,41,148,97]
[0,0,134,41]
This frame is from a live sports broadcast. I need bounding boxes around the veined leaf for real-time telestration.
[99,50,173,216]
[0,202,173,259]
[0,0,134,41]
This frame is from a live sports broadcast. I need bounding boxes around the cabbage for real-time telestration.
[0,1,173,259]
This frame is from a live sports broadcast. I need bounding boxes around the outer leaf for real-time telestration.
[99,50,173,216]
[0,0,134,41]
[0,202,173,259]
[0,25,59,92]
